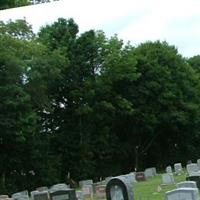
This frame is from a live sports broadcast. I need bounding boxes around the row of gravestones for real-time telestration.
[0,168,155,200]
[166,159,200,176]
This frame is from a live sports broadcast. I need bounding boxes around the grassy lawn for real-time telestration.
[133,172,187,200]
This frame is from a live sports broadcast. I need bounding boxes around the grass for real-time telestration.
[133,172,187,200]
[86,171,187,200]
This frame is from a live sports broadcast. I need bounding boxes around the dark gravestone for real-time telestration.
[106,176,134,200]
[50,189,76,200]
[135,172,146,182]
[186,176,200,189]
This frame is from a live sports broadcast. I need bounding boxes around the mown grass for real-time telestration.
[133,172,187,200]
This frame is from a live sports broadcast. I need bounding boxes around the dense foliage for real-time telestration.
[1,19,200,194]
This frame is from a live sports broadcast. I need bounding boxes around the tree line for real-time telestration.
[1,18,200,194]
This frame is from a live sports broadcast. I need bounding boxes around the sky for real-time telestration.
[0,0,200,57]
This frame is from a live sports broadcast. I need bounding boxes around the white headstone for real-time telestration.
[174,163,183,175]
[12,191,29,200]
[165,188,200,200]
[82,185,93,199]
[144,167,156,178]
[79,180,93,188]
[162,173,175,185]
[177,181,197,189]
[187,164,200,176]
[166,166,173,174]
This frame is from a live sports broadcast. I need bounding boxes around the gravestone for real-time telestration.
[49,189,76,200]
[79,180,93,188]
[166,166,173,174]
[82,185,93,199]
[0,195,10,200]
[94,185,106,198]
[187,164,200,175]
[176,181,197,189]
[106,176,134,200]
[162,173,175,185]
[75,191,83,200]
[122,173,136,184]
[50,184,69,192]
[135,172,146,182]
[31,191,49,200]
[186,176,200,190]
[165,188,200,200]
[174,163,183,175]
[12,191,29,200]
[144,167,156,178]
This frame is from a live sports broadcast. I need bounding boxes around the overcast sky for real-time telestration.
[0,0,200,57]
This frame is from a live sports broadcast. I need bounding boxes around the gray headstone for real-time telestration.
[75,191,83,200]
[79,180,93,188]
[162,173,175,185]
[187,164,200,176]
[165,188,200,200]
[31,191,49,200]
[94,185,106,198]
[82,185,93,199]
[166,166,173,174]
[49,184,69,192]
[36,187,48,192]
[106,176,134,200]
[50,189,76,200]
[12,191,29,200]
[174,163,183,175]
[176,181,197,189]
[144,168,156,178]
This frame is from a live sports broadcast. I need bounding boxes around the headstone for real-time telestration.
[94,185,106,198]
[176,181,197,189]
[106,176,134,200]
[187,164,200,176]
[166,166,173,174]
[12,191,29,200]
[79,180,93,188]
[49,189,76,200]
[75,191,83,200]
[165,188,200,200]
[162,173,175,185]
[122,173,136,184]
[0,195,10,200]
[135,172,146,182]
[31,191,49,200]
[49,184,69,192]
[82,185,93,199]
[186,176,200,189]
[174,163,183,175]
[144,168,156,178]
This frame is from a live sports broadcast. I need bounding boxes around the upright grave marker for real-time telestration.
[176,181,197,189]
[106,176,134,200]
[165,188,200,200]
[166,166,173,174]
[50,189,76,200]
[174,163,183,175]
[162,173,175,185]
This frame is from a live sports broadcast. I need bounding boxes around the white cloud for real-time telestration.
[0,0,200,57]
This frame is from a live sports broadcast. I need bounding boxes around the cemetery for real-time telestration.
[2,2,200,200]
[2,162,200,200]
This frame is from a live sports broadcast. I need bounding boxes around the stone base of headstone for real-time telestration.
[94,185,106,198]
